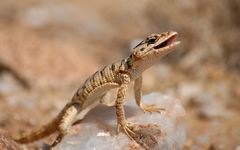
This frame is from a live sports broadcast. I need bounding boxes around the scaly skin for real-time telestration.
[12,31,180,147]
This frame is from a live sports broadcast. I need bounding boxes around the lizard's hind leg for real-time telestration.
[51,103,80,147]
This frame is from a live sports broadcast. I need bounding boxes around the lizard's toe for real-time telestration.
[117,121,136,141]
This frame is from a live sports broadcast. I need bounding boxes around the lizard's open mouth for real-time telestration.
[153,34,178,49]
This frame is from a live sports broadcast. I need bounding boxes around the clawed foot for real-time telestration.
[117,122,136,141]
[141,104,165,113]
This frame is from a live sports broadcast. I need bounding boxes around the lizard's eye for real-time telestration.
[148,38,156,44]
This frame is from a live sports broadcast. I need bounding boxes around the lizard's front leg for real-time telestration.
[134,76,165,113]
[115,74,136,140]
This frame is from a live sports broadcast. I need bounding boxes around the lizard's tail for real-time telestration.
[12,102,76,144]
[12,117,60,143]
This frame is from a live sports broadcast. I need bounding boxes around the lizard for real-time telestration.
[12,31,180,147]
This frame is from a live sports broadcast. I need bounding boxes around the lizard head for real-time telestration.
[128,31,180,75]
[132,31,180,60]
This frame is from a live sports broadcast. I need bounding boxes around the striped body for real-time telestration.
[72,57,135,110]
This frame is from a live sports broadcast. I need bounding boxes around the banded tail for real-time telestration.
[12,118,60,143]
[12,102,76,143]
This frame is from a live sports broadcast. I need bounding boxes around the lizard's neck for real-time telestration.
[124,56,158,80]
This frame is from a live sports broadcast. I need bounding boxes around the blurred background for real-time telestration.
[0,0,239,149]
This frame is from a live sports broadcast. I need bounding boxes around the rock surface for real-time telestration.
[54,93,186,150]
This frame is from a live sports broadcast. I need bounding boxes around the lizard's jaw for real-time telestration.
[134,32,180,72]
[143,32,180,59]
[137,32,180,60]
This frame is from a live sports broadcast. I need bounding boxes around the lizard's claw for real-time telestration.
[117,122,136,141]
[141,104,165,113]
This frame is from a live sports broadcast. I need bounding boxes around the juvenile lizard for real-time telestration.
[12,31,180,147]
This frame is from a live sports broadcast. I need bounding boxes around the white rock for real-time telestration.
[54,92,186,150]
